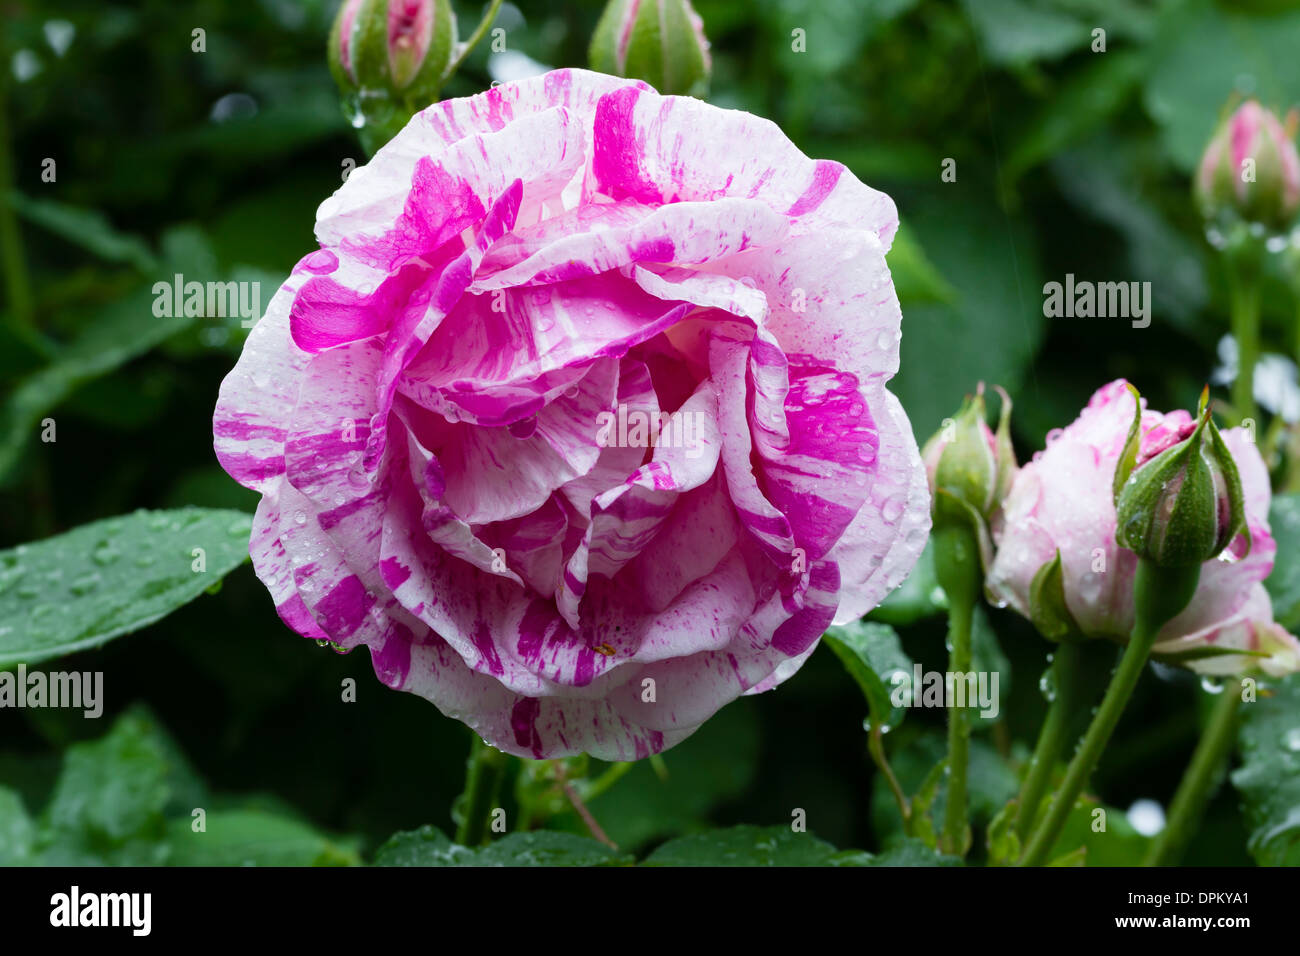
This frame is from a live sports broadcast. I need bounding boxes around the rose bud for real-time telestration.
[329,0,456,152]
[1194,99,1300,233]
[1113,388,1247,568]
[987,380,1300,676]
[921,384,1015,571]
[589,0,711,97]
[923,384,1015,525]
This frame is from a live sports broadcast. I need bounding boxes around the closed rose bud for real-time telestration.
[1195,99,1300,233]
[329,0,366,86]
[329,0,456,153]
[589,0,711,97]
[922,384,1016,528]
[1114,389,1247,568]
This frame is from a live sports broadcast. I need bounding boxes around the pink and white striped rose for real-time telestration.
[214,69,928,758]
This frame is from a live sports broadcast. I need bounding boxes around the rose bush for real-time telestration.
[987,379,1300,677]
[214,68,929,759]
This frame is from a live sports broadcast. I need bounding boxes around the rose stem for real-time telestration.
[562,781,618,850]
[454,734,507,846]
[868,721,911,834]
[1225,234,1263,425]
[1143,687,1241,866]
[933,522,981,857]
[0,70,34,332]
[1019,559,1200,865]
[443,0,505,80]
[1014,639,1086,840]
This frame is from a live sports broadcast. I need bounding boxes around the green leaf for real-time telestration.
[835,837,962,867]
[822,620,913,731]
[45,709,172,844]
[374,826,631,867]
[892,190,1045,436]
[372,824,457,865]
[164,811,358,866]
[868,538,946,625]
[1049,797,1151,866]
[758,0,878,76]
[0,287,192,482]
[5,191,157,272]
[0,225,225,481]
[1232,672,1300,865]
[1049,136,1209,332]
[1266,494,1300,631]
[0,508,253,668]
[961,0,1090,65]
[1004,51,1146,184]
[0,786,36,865]
[887,223,958,305]
[641,825,841,866]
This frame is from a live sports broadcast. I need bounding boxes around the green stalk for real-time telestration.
[1013,640,1085,840]
[933,522,980,858]
[454,734,507,846]
[1143,687,1240,866]
[1019,559,1200,866]
[443,0,505,79]
[1225,233,1264,425]
[0,70,34,332]
[868,721,911,835]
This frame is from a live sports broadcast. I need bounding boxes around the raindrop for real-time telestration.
[1126,799,1166,837]
[1039,669,1057,702]
[43,20,75,56]
[1283,728,1300,753]
[69,573,101,596]
[11,49,41,83]
[210,92,258,124]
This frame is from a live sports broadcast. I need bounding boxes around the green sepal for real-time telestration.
[1112,383,1143,502]
[1028,550,1086,643]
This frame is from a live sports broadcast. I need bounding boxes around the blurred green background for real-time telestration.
[2,0,1300,865]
